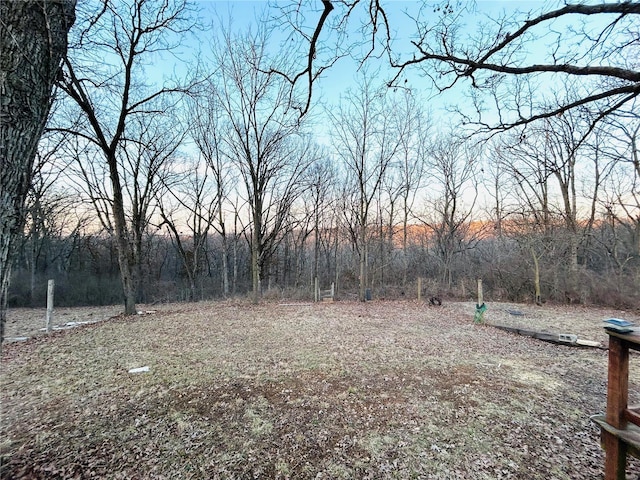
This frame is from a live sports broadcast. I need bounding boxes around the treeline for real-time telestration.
[8,215,639,309]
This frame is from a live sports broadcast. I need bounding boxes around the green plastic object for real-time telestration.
[474,302,487,324]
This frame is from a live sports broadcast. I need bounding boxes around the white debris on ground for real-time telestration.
[128,366,150,373]
[39,320,97,331]
[4,305,157,342]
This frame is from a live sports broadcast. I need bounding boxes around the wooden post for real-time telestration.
[477,278,483,306]
[607,336,630,428]
[330,282,334,300]
[604,335,629,479]
[603,430,628,480]
[46,279,54,333]
[314,277,319,302]
[417,277,422,301]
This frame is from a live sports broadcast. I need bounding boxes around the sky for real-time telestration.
[70,0,626,153]
[73,0,622,138]
[60,0,634,228]
[181,0,596,131]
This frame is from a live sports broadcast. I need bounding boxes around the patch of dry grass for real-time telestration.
[2,300,640,479]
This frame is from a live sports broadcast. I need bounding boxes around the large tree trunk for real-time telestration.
[0,0,76,343]
[109,154,138,315]
[113,226,138,315]
[251,211,261,304]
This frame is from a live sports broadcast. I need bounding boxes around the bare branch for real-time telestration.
[406,41,640,83]
[266,0,334,117]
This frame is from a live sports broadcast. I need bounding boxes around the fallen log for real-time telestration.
[489,323,605,349]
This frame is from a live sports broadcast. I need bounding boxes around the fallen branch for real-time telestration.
[489,323,604,349]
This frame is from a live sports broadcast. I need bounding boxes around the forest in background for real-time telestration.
[4,0,639,311]
[8,200,639,309]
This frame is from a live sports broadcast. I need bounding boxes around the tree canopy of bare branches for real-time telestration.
[280,1,639,127]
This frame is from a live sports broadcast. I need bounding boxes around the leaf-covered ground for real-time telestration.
[2,300,640,479]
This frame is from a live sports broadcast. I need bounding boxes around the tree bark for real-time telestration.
[219,203,229,297]
[108,153,138,315]
[0,0,76,343]
[359,219,367,302]
[221,233,229,297]
[530,246,542,306]
[251,208,262,304]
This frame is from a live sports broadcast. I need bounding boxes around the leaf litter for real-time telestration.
[1,299,639,479]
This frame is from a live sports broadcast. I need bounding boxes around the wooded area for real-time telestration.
[2,0,639,327]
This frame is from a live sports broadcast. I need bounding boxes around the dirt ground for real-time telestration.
[2,299,640,479]
[4,300,632,345]
[4,304,123,340]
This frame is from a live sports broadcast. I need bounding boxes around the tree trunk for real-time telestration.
[0,0,76,343]
[313,213,320,284]
[115,236,137,315]
[251,227,261,304]
[232,213,239,295]
[530,246,542,305]
[30,224,38,306]
[232,235,238,295]
[108,153,138,315]
[359,223,367,302]
[221,234,229,297]
[402,199,409,286]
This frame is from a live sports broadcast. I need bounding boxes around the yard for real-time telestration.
[1,300,640,479]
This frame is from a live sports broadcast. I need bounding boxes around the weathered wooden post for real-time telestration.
[477,278,483,306]
[314,277,319,302]
[417,277,422,301]
[46,279,54,333]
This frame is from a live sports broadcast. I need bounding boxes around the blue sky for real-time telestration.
[183,1,565,121]
[144,0,621,139]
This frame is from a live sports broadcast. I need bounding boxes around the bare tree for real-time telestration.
[301,157,336,287]
[188,86,237,297]
[493,103,609,302]
[23,130,88,304]
[282,147,335,292]
[328,74,405,301]
[385,92,430,286]
[211,26,316,302]
[1,0,76,342]
[501,102,605,289]
[69,108,183,303]
[57,0,192,314]
[483,140,511,239]
[157,155,216,302]
[598,108,640,261]
[496,129,559,303]
[420,133,480,290]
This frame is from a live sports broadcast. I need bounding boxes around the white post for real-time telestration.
[314,277,319,302]
[46,279,55,333]
[477,278,483,306]
[331,282,335,300]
